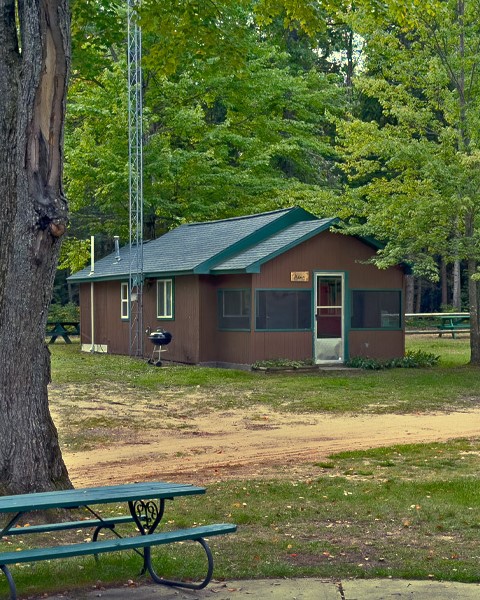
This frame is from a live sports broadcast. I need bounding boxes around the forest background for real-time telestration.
[58,0,480,328]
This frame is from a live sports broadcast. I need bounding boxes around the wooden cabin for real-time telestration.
[69,207,405,366]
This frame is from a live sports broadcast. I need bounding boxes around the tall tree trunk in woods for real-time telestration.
[440,260,448,308]
[466,224,480,364]
[452,259,461,310]
[405,274,414,314]
[415,278,422,313]
[455,0,480,365]
[0,0,72,495]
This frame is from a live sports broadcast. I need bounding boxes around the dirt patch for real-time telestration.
[52,389,480,487]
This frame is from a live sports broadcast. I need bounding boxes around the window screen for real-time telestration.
[351,290,401,329]
[256,290,312,330]
[218,289,251,329]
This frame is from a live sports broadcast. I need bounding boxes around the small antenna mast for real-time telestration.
[127,0,144,357]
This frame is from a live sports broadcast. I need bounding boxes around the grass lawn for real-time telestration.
[50,335,477,419]
[1,335,479,597]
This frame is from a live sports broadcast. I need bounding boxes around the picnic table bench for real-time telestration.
[437,315,470,338]
[46,321,80,344]
[0,482,236,599]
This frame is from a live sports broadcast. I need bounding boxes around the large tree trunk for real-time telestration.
[466,212,480,365]
[0,0,72,495]
[467,259,480,365]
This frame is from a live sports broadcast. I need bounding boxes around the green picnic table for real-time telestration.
[0,482,236,599]
[437,314,470,338]
[46,321,80,344]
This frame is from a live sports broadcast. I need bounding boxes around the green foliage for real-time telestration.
[58,237,91,272]
[64,0,347,241]
[332,0,480,277]
[65,61,131,240]
[70,0,126,81]
[48,302,80,322]
[346,350,440,370]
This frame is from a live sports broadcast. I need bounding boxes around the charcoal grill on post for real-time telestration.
[147,329,172,366]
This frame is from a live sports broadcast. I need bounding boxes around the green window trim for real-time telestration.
[157,278,174,320]
[120,282,129,320]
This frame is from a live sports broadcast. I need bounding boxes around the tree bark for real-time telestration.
[466,214,480,365]
[452,259,461,310]
[415,278,422,313]
[405,274,414,313]
[0,0,72,495]
[440,260,448,308]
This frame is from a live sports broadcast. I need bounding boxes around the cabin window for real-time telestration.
[120,282,129,320]
[255,290,312,331]
[218,289,251,330]
[351,290,402,329]
[157,279,174,319]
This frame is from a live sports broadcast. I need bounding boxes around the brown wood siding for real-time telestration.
[349,330,405,360]
[247,231,404,363]
[79,281,130,353]
[198,274,253,363]
[249,331,313,363]
[144,275,201,364]
[79,283,90,345]
[257,231,403,288]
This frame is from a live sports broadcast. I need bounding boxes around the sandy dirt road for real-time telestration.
[62,407,480,487]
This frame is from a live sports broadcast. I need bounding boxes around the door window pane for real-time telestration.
[318,277,342,307]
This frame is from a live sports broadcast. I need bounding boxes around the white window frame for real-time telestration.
[121,282,129,320]
[157,279,173,319]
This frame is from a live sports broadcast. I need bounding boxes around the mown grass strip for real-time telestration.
[50,338,477,418]
[1,438,479,596]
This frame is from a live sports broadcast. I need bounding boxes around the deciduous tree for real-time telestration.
[0,0,72,494]
[333,0,480,364]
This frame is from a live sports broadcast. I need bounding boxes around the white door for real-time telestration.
[314,274,344,363]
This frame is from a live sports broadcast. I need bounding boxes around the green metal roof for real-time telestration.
[68,207,335,283]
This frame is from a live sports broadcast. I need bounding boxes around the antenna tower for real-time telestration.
[127,0,144,357]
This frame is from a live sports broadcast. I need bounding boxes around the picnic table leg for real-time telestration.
[0,564,17,600]
[129,499,166,575]
[126,498,214,588]
[145,536,215,590]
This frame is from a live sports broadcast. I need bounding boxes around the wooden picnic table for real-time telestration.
[0,482,236,599]
[46,321,80,344]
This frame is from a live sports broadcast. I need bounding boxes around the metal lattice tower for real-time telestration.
[127,0,144,357]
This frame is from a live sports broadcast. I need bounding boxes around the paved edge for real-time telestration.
[38,578,480,599]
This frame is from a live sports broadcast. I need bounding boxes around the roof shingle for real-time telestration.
[68,207,333,282]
